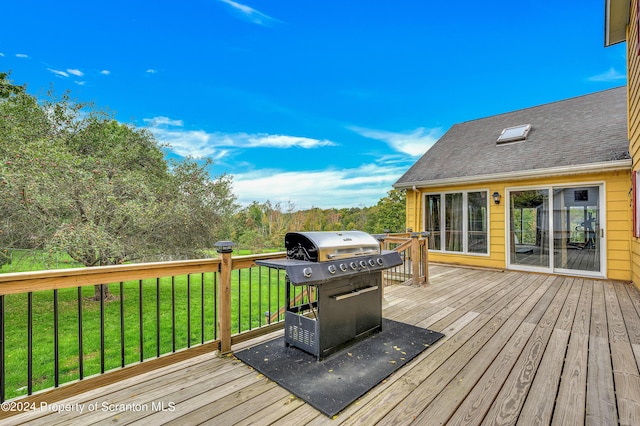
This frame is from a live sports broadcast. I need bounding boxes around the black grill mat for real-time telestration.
[233,319,444,417]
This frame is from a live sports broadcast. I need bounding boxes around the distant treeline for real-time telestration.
[231,189,406,251]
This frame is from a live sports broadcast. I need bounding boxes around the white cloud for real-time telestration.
[0,53,5,57]
[350,126,442,157]
[219,0,281,26]
[150,127,222,158]
[144,116,184,127]
[146,69,158,74]
[100,70,111,75]
[233,164,405,209]
[67,69,84,77]
[245,134,335,148]
[587,67,626,82]
[47,68,69,78]
[15,54,29,58]
[74,81,86,86]
[145,116,336,157]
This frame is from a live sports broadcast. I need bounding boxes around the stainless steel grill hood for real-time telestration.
[285,231,380,262]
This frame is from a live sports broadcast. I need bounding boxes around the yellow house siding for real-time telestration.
[404,188,419,232]
[628,0,640,287]
[407,171,631,279]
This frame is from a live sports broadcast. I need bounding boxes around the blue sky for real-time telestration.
[0,0,627,209]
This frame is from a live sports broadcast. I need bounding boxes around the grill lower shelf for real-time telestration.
[285,312,318,355]
[285,274,382,359]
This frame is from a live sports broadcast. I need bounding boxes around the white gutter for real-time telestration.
[604,0,630,47]
[393,159,632,190]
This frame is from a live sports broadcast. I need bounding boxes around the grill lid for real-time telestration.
[285,231,380,262]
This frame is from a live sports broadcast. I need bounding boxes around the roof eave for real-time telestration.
[605,0,630,46]
[393,159,632,190]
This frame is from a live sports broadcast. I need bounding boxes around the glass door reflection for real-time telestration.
[509,189,550,268]
[553,186,600,273]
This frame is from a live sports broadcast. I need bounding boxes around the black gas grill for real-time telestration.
[256,231,402,359]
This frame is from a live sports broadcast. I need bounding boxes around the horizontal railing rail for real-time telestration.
[0,234,427,410]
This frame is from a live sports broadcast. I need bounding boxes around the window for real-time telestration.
[497,124,531,144]
[468,192,488,253]
[425,191,488,254]
[426,194,441,250]
[445,193,464,251]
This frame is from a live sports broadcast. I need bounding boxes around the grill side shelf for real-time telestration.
[256,252,403,286]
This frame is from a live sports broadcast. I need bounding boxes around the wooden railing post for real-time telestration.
[214,241,235,354]
[411,233,421,285]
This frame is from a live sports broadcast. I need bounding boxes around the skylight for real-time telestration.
[497,124,531,144]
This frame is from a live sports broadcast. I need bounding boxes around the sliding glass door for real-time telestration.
[553,186,601,273]
[507,185,604,276]
[509,189,550,268]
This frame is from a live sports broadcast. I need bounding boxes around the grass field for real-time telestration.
[1,250,289,400]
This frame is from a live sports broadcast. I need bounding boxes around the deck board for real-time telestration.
[551,277,592,425]
[477,275,574,426]
[5,266,640,425]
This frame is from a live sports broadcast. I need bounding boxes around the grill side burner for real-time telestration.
[256,231,402,359]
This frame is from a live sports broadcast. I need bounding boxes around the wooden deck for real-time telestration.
[5,265,640,425]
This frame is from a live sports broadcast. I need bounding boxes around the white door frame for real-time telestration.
[505,182,606,278]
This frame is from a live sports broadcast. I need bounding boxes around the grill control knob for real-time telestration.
[339,263,348,272]
[376,258,384,266]
[368,259,375,267]
[350,262,357,270]
[359,260,367,268]
[303,267,313,278]
[328,265,337,274]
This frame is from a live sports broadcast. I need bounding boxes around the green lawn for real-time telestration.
[0,250,85,273]
[1,257,289,400]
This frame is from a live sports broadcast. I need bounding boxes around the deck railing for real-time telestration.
[378,232,429,286]
[0,233,427,407]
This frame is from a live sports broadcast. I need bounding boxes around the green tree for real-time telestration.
[0,71,25,99]
[0,80,238,298]
[366,189,406,233]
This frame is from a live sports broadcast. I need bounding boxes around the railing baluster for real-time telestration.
[54,289,59,387]
[27,292,32,395]
[277,270,282,322]
[248,268,253,330]
[171,276,176,353]
[213,273,217,339]
[120,282,125,368]
[187,274,191,348]
[100,284,105,374]
[267,268,272,324]
[78,287,83,380]
[156,278,160,358]
[1,294,4,402]
[139,280,143,362]
[200,273,205,344]
[237,270,241,333]
[258,267,263,327]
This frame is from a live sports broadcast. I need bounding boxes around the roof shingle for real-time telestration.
[394,86,629,187]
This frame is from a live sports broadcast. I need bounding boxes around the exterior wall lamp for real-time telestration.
[492,191,501,205]
[214,240,236,254]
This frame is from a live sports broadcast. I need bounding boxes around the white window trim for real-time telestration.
[423,189,490,257]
